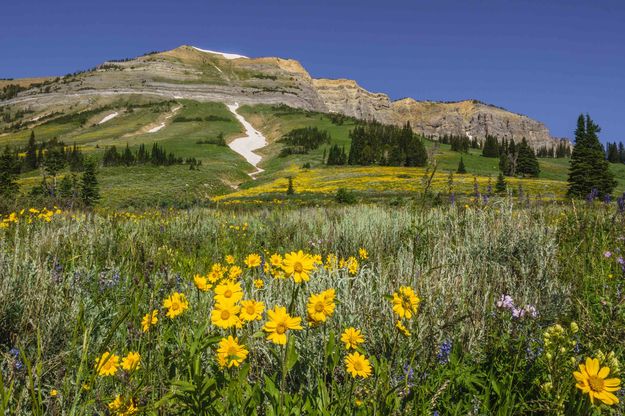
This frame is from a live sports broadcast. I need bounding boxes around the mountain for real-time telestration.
[1,45,565,149]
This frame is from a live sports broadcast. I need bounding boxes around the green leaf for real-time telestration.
[286,336,299,371]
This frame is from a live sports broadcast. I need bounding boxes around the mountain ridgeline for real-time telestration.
[0,45,568,151]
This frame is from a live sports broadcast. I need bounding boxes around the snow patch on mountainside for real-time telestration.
[192,47,248,60]
[98,112,119,124]
[226,103,267,178]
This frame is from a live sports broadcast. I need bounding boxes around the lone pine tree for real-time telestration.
[567,114,616,198]
[81,159,100,207]
[457,156,467,174]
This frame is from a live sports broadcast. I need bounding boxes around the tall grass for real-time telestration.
[0,202,623,414]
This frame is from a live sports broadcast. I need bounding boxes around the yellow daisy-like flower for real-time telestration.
[108,395,138,415]
[391,286,420,319]
[193,274,211,292]
[307,289,336,323]
[312,254,323,265]
[325,253,338,271]
[272,269,286,279]
[395,320,411,337]
[163,292,189,319]
[358,248,368,260]
[211,302,242,329]
[207,270,222,283]
[282,250,316,283]
[245,253,262,268]
[121,351,141,372]
[50,389,58,397]
[270,253,283,267]
[216,336,249,368]
[240,299,265,321]
[214,281,243,304]
[341,327,365,350]
[108,395,123,412]
[345,352,372,379]
[225,255,235,265]
[254,279,264,289]
[141,310,158,332]
[573,357,621,405]
[95,352,119,377]
[347,257,359,275]
[263,305,303,345]
[228,265,243,280]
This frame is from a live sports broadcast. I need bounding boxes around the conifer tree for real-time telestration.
[516,138,540,177]
[567,114,616,198]
[286,176,294,195]
[495,172,507,194]
[80,159,100,207]
[0,146,19,200]
[457,157,467,174]
[24,131,38,171]
[481,135,500,158]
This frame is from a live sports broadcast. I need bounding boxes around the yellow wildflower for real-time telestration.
[263,306,303,345]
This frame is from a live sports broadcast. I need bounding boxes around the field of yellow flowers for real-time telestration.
[213,166,567,204]
[0,201,624,415]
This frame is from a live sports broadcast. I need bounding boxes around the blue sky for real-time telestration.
[1,0,624,141]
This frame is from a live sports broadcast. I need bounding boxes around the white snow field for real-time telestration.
[191,46,248,60]
[226,103,267,177]
[98,112,119,124]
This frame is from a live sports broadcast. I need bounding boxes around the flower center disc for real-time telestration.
[276,323,287,334]
[294,262,303,273]
[246,305,256,314]
[353,361,363,371]
[315,303,324,312]
[588,376,605,392]
[224,290,232,298]
[221,310,230,320]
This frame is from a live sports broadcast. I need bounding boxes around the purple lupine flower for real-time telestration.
[617,193,625,213]
[437,340,452,364]
[523,304,538,318]
[605,251,613,258]
[450,192,456,206]
[587,187,599,203]
[604,194,612,204]
[618,257,625,265]
[9,348,19,358]
[511,308,524,319]
[496,294,514,309]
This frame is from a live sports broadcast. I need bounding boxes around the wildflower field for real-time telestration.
[214,166,568,205]
[1,201,624,415]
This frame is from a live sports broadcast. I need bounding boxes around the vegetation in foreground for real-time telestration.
[1,201,624,415]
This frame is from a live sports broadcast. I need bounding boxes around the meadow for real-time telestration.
[1,199,624,415]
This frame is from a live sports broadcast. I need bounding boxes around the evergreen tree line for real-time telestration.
[536,141,571,158]
[278,127,331,157]
[482,134,570,159]
[13,131,85,173]
[605,141,625,164]
[498,138,540,177]
[102,143,197,168]
[0,144,99,210]
[437,134,480,152]
[347,121,428,167]
[325,144,348,165]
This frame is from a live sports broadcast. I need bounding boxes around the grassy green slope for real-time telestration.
[10,100,259,208]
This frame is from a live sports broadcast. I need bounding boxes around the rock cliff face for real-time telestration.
[390,98,556,148]
[312,79,394,123]
[1,45,566,149]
